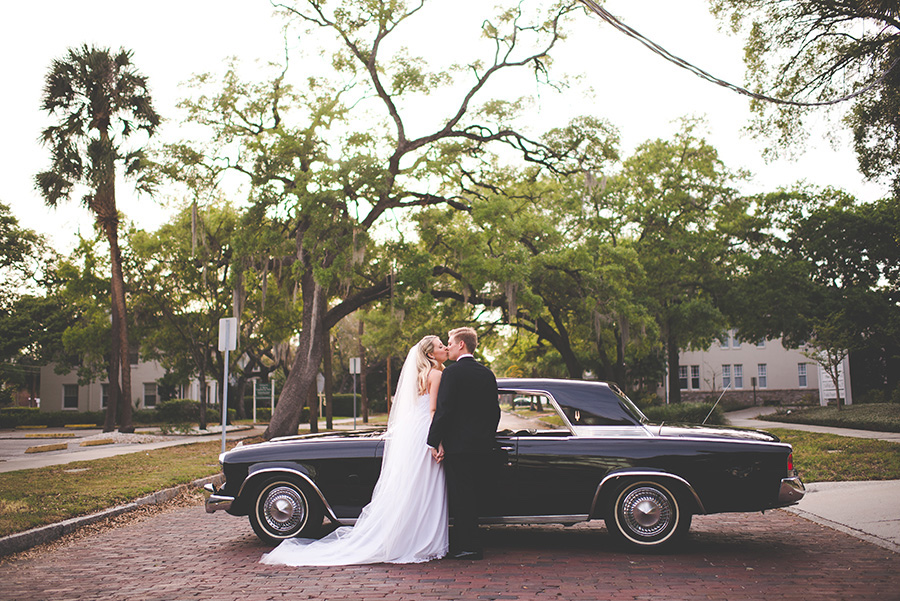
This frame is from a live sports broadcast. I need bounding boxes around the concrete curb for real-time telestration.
[0,473,224,558]
[783,506,900,554]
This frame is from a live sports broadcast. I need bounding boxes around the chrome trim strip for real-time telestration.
[591,470,706,516]
[329,515,594,527]
[778,476,806,505]
[238,466,340,523]
[480,514,589,525]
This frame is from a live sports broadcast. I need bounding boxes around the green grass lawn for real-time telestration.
[771,428,900,482]
[0,440,228,538]
[760,403,900,433]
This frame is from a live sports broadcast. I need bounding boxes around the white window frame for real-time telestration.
[798,363,808,388]
[690,365,700,390]
[678,365,689,390]
[722,365,732,389]
[734,364,744,389]
[143,382,158,408]
[63,384,79,410]
[757,364,767,389]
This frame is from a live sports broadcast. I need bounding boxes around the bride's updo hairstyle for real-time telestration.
[415,335,444,395]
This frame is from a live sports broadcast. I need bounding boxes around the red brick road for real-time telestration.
[2,502,897,601]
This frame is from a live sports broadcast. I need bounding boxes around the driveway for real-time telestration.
[1,499,897,600]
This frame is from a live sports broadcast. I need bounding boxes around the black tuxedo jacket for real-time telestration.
[427,357,500,455]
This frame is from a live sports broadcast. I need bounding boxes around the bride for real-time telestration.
[261,335,450,566]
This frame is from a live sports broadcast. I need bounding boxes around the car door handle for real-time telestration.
[498,445,514,452]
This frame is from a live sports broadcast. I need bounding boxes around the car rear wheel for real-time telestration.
[606,479,692,551]
[249,476,324,545]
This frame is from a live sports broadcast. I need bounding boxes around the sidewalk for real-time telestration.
[726,406,900,443]
[725,407,900,552]
[0,425,264,474]
[0,418,375,474]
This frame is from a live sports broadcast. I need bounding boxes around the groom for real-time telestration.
[427,327,500,560]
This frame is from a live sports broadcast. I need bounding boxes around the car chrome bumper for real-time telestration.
[204,482,234,513]
[778,476,806,505]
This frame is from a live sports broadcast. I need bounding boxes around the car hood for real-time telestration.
[653,423,781,443]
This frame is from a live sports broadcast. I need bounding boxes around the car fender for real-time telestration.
[237,462,340,523]
[590,469,706,518]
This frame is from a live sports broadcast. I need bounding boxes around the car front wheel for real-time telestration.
[249,476,324,545]
[606,479,691,551]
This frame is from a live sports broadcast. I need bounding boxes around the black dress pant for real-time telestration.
[443,452,488,553]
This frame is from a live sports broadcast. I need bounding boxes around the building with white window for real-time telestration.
[38,360,216,412]
[674,331,852,406]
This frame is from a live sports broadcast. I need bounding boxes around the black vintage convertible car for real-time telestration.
[205,378,805,551]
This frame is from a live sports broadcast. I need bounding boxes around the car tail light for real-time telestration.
[787,452,794,474]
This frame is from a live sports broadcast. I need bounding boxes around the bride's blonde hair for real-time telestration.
[415,335,444,395]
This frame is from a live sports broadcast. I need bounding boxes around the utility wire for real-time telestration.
[578,0,900,107]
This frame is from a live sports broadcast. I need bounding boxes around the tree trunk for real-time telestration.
[359,319,368,423]
[308,380,319,434]
[386,355,393,415]
[105,220,133,432]
[198,365,208,430]
[265,276,328,440]
[614,326,627,386]
[103,293,120,432]
[324,332,334,430]
[666,326,682,404]
[536,315,581,378]
[235,376,247,421]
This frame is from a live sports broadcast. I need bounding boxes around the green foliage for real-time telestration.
[35,45,160,209]
[641,402,725,426]
[762,404,900,434]
[0,407,104,428]
[154,399,226,425]
[726,190,900,399]
[710,1,900,196]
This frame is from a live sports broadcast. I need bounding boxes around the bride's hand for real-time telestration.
[432,443,444,463]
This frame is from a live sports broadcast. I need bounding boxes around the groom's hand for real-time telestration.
[431,444,444,463]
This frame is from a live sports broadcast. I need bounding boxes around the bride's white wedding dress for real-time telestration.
[261,345,449,566]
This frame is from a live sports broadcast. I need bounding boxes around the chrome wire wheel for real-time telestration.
[249,477,323,545]
[620,486,672,538]
[261,484,307,535]
[607,480,689,550]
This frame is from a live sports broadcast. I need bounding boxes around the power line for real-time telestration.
[578,0,900,107]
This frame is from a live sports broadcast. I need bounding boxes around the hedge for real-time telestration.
[0,407,103,428]
[0,401,234,428]
[642,402,725,426]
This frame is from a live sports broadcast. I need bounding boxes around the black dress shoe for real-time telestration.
[447,550,483,560]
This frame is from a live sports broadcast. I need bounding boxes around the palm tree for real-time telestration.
[36,45,160,432]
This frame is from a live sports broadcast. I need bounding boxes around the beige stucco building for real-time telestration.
[674,331,852,407]
[38,360,216,412]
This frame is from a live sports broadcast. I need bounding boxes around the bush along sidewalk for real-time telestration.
[761,403,900,433]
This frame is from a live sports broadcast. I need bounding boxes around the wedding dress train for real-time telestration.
[261,346,448,566]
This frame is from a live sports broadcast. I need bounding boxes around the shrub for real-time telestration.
[855,389,887,404]
[642,402,725,426]
[0,407,104,428]
[154,398,233,425]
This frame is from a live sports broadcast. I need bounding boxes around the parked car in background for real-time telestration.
[205,378,804,551]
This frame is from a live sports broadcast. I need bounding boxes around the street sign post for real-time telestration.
[218,318,238,454]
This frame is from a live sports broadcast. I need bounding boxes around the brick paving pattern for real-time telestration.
[2,503,897,601]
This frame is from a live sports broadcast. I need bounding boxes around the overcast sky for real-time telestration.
[1,0,888,253]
